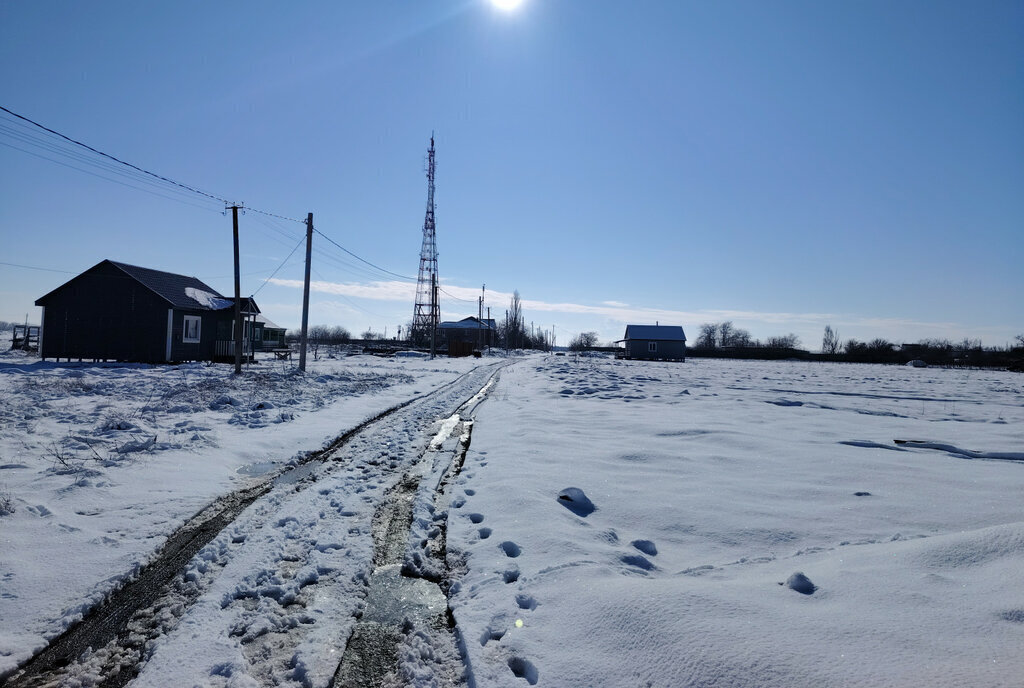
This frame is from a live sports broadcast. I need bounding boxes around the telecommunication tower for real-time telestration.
[411,135,439,346]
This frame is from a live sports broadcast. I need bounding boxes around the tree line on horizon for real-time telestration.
[690,321,1024,368]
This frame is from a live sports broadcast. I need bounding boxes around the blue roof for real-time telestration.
[623,325,687,341]
[439,317,497,330]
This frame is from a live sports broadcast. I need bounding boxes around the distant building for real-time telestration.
[438,316,497,355]
[254,315,287,350]
[35,259,260,363]
[617,324,687,361]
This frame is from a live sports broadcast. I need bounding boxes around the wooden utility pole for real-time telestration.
[477,284,485,351]
[231,205,243,375]
[299,213,313,372]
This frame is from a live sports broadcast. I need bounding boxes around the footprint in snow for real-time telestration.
[480,624,506,646]
[620,554,656,571]
[500,541,522,558]
[784,571,817,595]
[508,656,539,685]
[556,487,595,517]
[469,513,484,524]
[515,593,537,610]
[631,539,658,556]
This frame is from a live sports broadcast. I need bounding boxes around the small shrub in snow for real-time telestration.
[0,486,14,516]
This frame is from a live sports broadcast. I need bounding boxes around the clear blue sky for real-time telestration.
[2,0,1021,349]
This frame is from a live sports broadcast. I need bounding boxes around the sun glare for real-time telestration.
[491,0,524,11]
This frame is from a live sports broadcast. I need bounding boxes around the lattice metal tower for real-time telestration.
[411,135,439,345]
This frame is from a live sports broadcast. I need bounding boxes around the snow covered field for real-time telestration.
[2,346,1023,686]
[448,356,1024,687]
[0,346,484,680]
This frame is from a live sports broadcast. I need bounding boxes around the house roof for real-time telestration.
[36,259,259,313]
[109,261,230,310]
[439,316,497,331]
[621,324,687,342]
[255,314,284,330]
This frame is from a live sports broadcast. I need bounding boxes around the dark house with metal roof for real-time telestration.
[618,324,687,361]
[35,259,259,363]
[438,316,497,353]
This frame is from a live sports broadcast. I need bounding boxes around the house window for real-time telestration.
[648,341,658,353]
[183,315,201,343]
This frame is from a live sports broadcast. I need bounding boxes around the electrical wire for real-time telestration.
[0,261,77,274]
[439,286,476,303]
[0,140,225,214]
[313,228,416,282]
[252,235,306,296]
[1,105,232,204]
[2,105,451,300]
[0,104,305,223]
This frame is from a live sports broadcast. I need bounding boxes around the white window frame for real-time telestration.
[183,315,201,343]
[648,341,658,353]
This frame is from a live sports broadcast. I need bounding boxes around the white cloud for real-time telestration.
[269,278,415,301]
[265,277,1001,347]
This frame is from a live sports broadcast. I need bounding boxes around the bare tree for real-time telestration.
[569,331,598,352]
[308,325,330,360]
[717,321,734,348]
[822,325,840,355]
[766,334,801,349]
[1015,334,1024,348]
[695,323,717,349]
[329,326,351,344]
[504,290,526,350]
[730,328,753,347]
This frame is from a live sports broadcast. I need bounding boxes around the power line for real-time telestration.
[0,140,225,214]
[1,104,233,204]
[313,228,416,282]
[439,286,476,303]
[0,261,77,274]
[253,235,306,296]
[0,104,305,223]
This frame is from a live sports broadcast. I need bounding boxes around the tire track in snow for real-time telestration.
[333,370,501,688]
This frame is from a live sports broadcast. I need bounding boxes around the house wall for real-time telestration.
[440,328,494,348]
[38,262,170,362]
[625,339,686,361]
[167,309,219,362]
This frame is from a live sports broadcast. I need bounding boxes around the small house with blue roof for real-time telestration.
[618,324,687,361]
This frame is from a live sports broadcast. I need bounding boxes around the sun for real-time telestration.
[490,0,524,11]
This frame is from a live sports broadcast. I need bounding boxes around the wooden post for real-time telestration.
[232,205,243,375]
[298,213,313,372]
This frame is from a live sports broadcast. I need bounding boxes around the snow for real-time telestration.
[446,356,1024,687]
[2,342,1023,686]
[0,346,482,679]
[184,286,233,310]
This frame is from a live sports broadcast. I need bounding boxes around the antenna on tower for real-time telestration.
[411,135,439,349]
